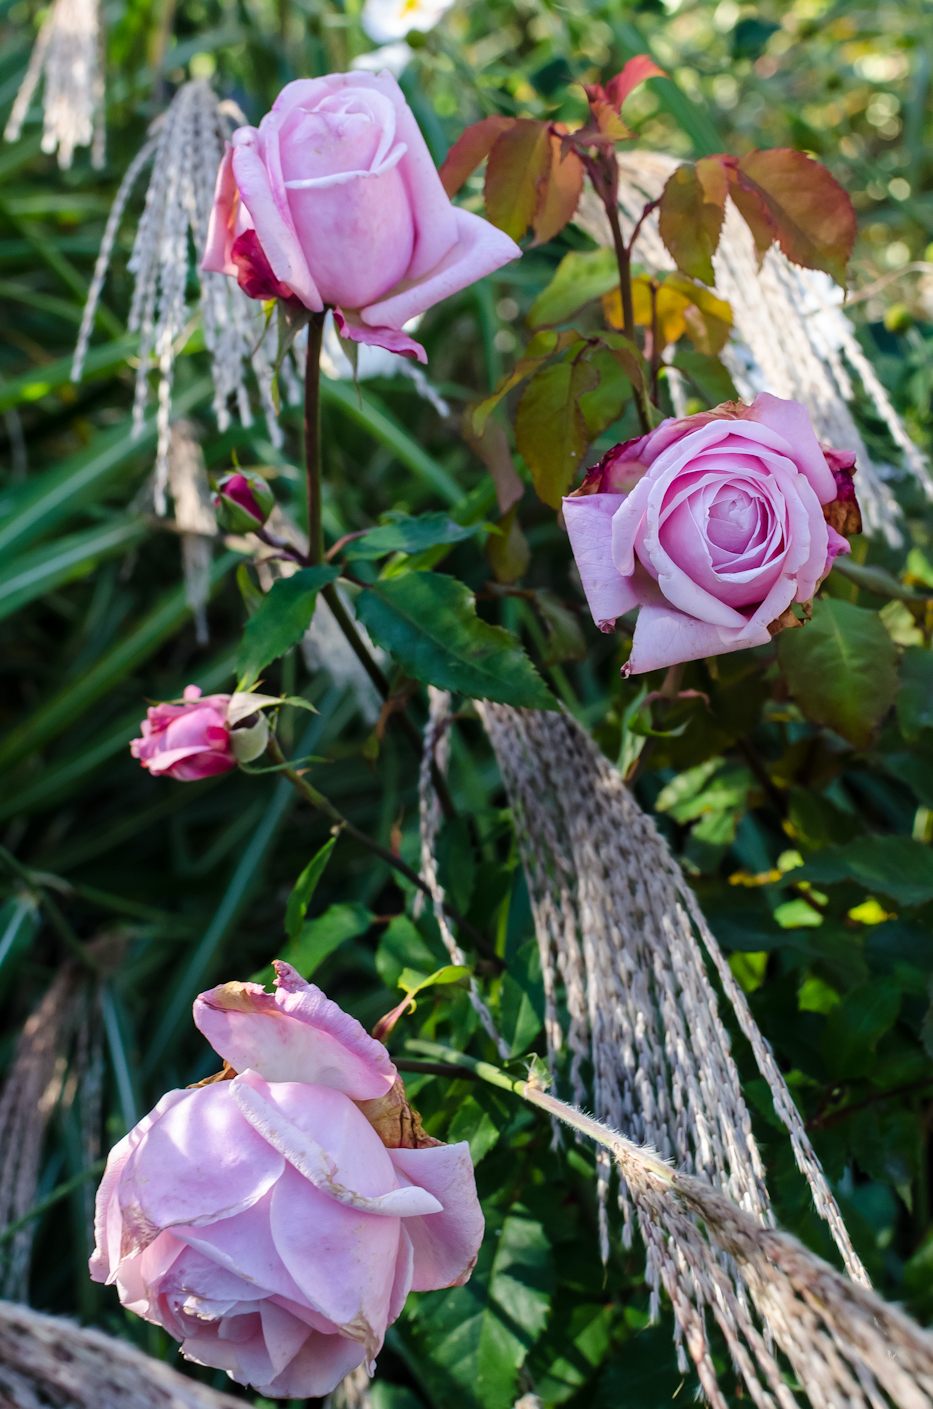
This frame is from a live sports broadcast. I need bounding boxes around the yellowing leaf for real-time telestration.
[484,120,552,241]
[658,158,728,286]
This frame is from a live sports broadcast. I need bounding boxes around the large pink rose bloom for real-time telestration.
[563,394,857,675]
[201,72,521,364]
[90,964,483,1399]
[130,685,235,781]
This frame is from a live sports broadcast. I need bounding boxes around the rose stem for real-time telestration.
[648,279,661,405]
[266,737,498,964]
[299,308,457,821]
[304,309,327,568]
[404,1038,676,1185]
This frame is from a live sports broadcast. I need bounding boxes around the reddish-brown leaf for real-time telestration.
[657,158,728,285]
[484,119,553,241]
[733,148,856,285]
[439,114,516,197]
[531,128,585,246]
[604,55,666,108]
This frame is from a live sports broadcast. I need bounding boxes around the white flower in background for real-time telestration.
[361,0,454,44]
[351,41,414,77]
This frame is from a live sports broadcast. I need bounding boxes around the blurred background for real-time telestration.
[0,1,932,1406]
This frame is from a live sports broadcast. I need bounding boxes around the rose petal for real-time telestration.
[748,392,836,503]
[194,964,397,1099]
[201,145,240,277]
[562,493,640,629]
[334,307,426,363]
[389,1141,484,1290]
[626,603,772,675]
[362,207,520,329]
[116,1085,285,1254]
[230,128,322,310]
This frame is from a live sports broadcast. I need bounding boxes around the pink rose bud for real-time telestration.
[130,686,237,781]
[563,393,861,675]
[90,964,484,1398]
[213,470,275,534]
[200,72,521,364]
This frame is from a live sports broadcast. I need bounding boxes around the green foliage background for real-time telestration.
[0,0,933,1405]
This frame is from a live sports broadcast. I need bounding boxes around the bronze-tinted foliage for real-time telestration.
[439,58,663,245]
[658,149,857,288]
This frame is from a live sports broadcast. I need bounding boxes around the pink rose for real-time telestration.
[563,394,858,675]
[130,687,274,780]
[130,685,236,781]
[213,470,274,532]
[201,72,521,364]
[90,964,483,1398]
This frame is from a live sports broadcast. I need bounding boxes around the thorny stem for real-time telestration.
[404,1039,676,1185]
[267,739,494,961]
[304,309,327,568]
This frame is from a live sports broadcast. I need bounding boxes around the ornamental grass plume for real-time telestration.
[0,958,102,1299]
[4,0,104,169]
[72,82,280,513]
[575,150,932,547]
[411,701,933,1409]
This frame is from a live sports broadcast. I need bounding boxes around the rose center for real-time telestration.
[706,488,758,554]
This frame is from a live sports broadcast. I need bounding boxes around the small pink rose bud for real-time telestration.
[213,470,275,533]
[130,685,236,781]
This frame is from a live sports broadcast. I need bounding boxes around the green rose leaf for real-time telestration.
[345,512,483,560]
[795,837,933,908]
[777,597,897,747]
[356,572,555,708]
[526,247,620,330]
[514,356,599,508]
[237,564,339,690]
[403,1208,553,1409]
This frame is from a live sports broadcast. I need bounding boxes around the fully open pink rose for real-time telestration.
[564,394,858,675]
[90,964,483,1399]
[202,72,521,363]
[130,685,236,781]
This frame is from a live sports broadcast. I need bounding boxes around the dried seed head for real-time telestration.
[4,0,104,169]
[72,82,284,512]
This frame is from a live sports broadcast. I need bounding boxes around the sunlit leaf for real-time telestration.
[657,157,728,285]
[531,128,585,245]
[527,248,620,330]
[514,356,599,508]
[604,54,667,107]
[439,114,516,197]
[732,149,856,286]
[471,329,581,435]
[284,836,337,941]
[484,119,552,241]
